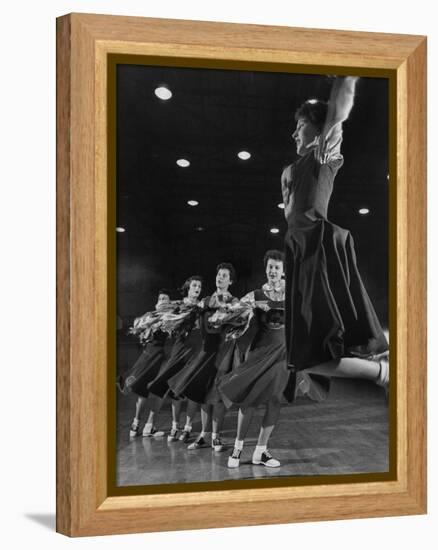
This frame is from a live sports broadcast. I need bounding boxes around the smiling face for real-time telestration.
[292,117,320,156]
[265,258,284,285]
[156,292,170,309]
[187,279,202,301]
[216,268,232,292]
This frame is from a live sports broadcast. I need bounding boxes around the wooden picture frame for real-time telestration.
[56,13,427,536]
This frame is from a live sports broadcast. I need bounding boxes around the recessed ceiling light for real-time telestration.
[237,151,251,160]
[270,227,280,234]
[278,203,285,209]
[176,159,190,167]
[187,200,199,206]
[196,226,204,232]
[154,86,172,100]
[116,227,126,233]
[387,174,390,180]
[358,208,370,215]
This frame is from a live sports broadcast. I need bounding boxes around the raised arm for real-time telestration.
[325,76,358,128]
[316,76,359,164]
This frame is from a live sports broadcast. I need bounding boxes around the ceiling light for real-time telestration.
[358,208,370,215]
[196,227,204,232]
[237,151,251,160]
[278,203,285,209]
[187,200,199,206]
[176,159,190,167]
[154,86,172,100]
[116,227,126,233]
[270,228,280,234]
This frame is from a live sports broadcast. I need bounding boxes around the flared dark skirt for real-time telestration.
[117,344,165,398]
[148,339,199,399]
[219,340,329,407]
[168,340,236,405]
[285,217,388,370]
[219,341,290,408]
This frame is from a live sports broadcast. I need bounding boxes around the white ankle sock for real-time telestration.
[132,418,140,427]
[144,422,153,432]
[171,421,178,430]
[254,445,267,457]
[234,439,244,451]
[212,432,219,440]
[183,424,192,432]
[378,358,389,386]
[200,431,210,439]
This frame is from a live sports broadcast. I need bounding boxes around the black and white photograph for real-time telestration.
[114,63,390,488]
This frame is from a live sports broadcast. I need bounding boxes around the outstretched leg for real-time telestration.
[306,355,389,389]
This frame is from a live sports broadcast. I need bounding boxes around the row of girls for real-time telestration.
[117,250,317,468]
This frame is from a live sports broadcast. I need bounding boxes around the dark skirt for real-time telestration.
[219,341,290,408]
[117,343,165,398]
[148,333,201,399]
[219,341,329,408]
[168,339,236,405]
[285,217,388,370]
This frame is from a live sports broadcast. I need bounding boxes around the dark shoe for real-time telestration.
[188,436,208,450]
[178,429,191,443]
[211,437,224,452]
[167,428,179,442]
[142,426,165,438]
[129,422,140,438]
[252,450,280,468]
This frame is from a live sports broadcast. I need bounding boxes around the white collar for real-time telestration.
[213,290,231,298]
[262,279,285,292]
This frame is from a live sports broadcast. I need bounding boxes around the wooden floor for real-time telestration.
[116,378,389,487]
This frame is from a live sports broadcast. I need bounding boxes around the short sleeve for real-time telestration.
[314,123,344,166]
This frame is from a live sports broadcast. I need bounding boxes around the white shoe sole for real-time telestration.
[252,459,281,468]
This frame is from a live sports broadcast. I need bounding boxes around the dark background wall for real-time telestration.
[116,65,389,329]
